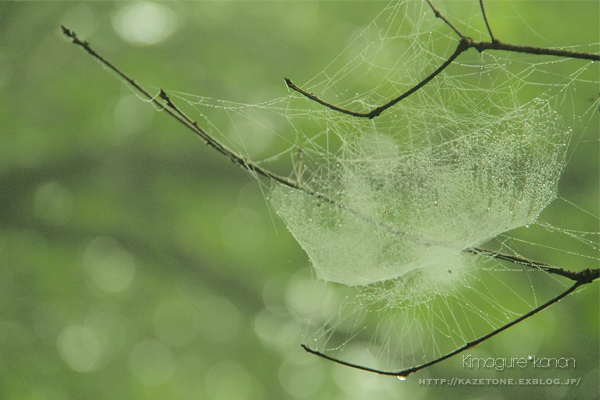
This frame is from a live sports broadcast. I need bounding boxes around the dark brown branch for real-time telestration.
[284,78,370,118]
[303,271,597,377]
[286,0,600,119]
[286,38,470,119]
[471,39,600,60]
[60,26,419,242]
[367,38,470,118]
[425,0,465,39]
[479,0,496,42]
[61,26,324,201]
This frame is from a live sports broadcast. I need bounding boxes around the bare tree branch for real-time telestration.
[302,270,597,377]
[286,38,469,119]
[60,26,322,200]
[469,248,600,282]
[479,0,496,42]
[286,0,600,119]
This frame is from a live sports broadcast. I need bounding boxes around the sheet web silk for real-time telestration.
[172,0,598,371]
[269,0,574,291]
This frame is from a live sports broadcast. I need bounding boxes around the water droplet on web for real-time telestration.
[398,376,407,381]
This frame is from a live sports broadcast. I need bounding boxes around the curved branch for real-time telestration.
[302,272,597,377]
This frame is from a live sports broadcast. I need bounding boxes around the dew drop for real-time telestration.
[398,376,407,381]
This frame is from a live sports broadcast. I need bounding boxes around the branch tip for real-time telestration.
[158,89,173,105]
[61,25,76,40]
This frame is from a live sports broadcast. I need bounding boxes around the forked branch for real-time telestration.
[285,0,600,119]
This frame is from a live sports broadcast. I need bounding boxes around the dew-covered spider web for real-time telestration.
[166,0,599,373]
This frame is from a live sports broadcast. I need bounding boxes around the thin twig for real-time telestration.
[425,0,465,39]
[303,271,597,377]
[286,38,470,119]
[479,0,496,42]
[286,0,599,119]
[468,248,600,282]
[60,26,417,243]
[284,78,370,118]
[61,26,322,200]
[472,39,600,60]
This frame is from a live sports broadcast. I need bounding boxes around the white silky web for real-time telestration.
[270,99,568,287]
[265,0,580,304]
[266,0,595,371]
[170,0,598,373]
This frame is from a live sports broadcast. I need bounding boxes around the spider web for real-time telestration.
[167,0,599,374]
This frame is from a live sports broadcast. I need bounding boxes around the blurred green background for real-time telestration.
[0,1,598,399]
